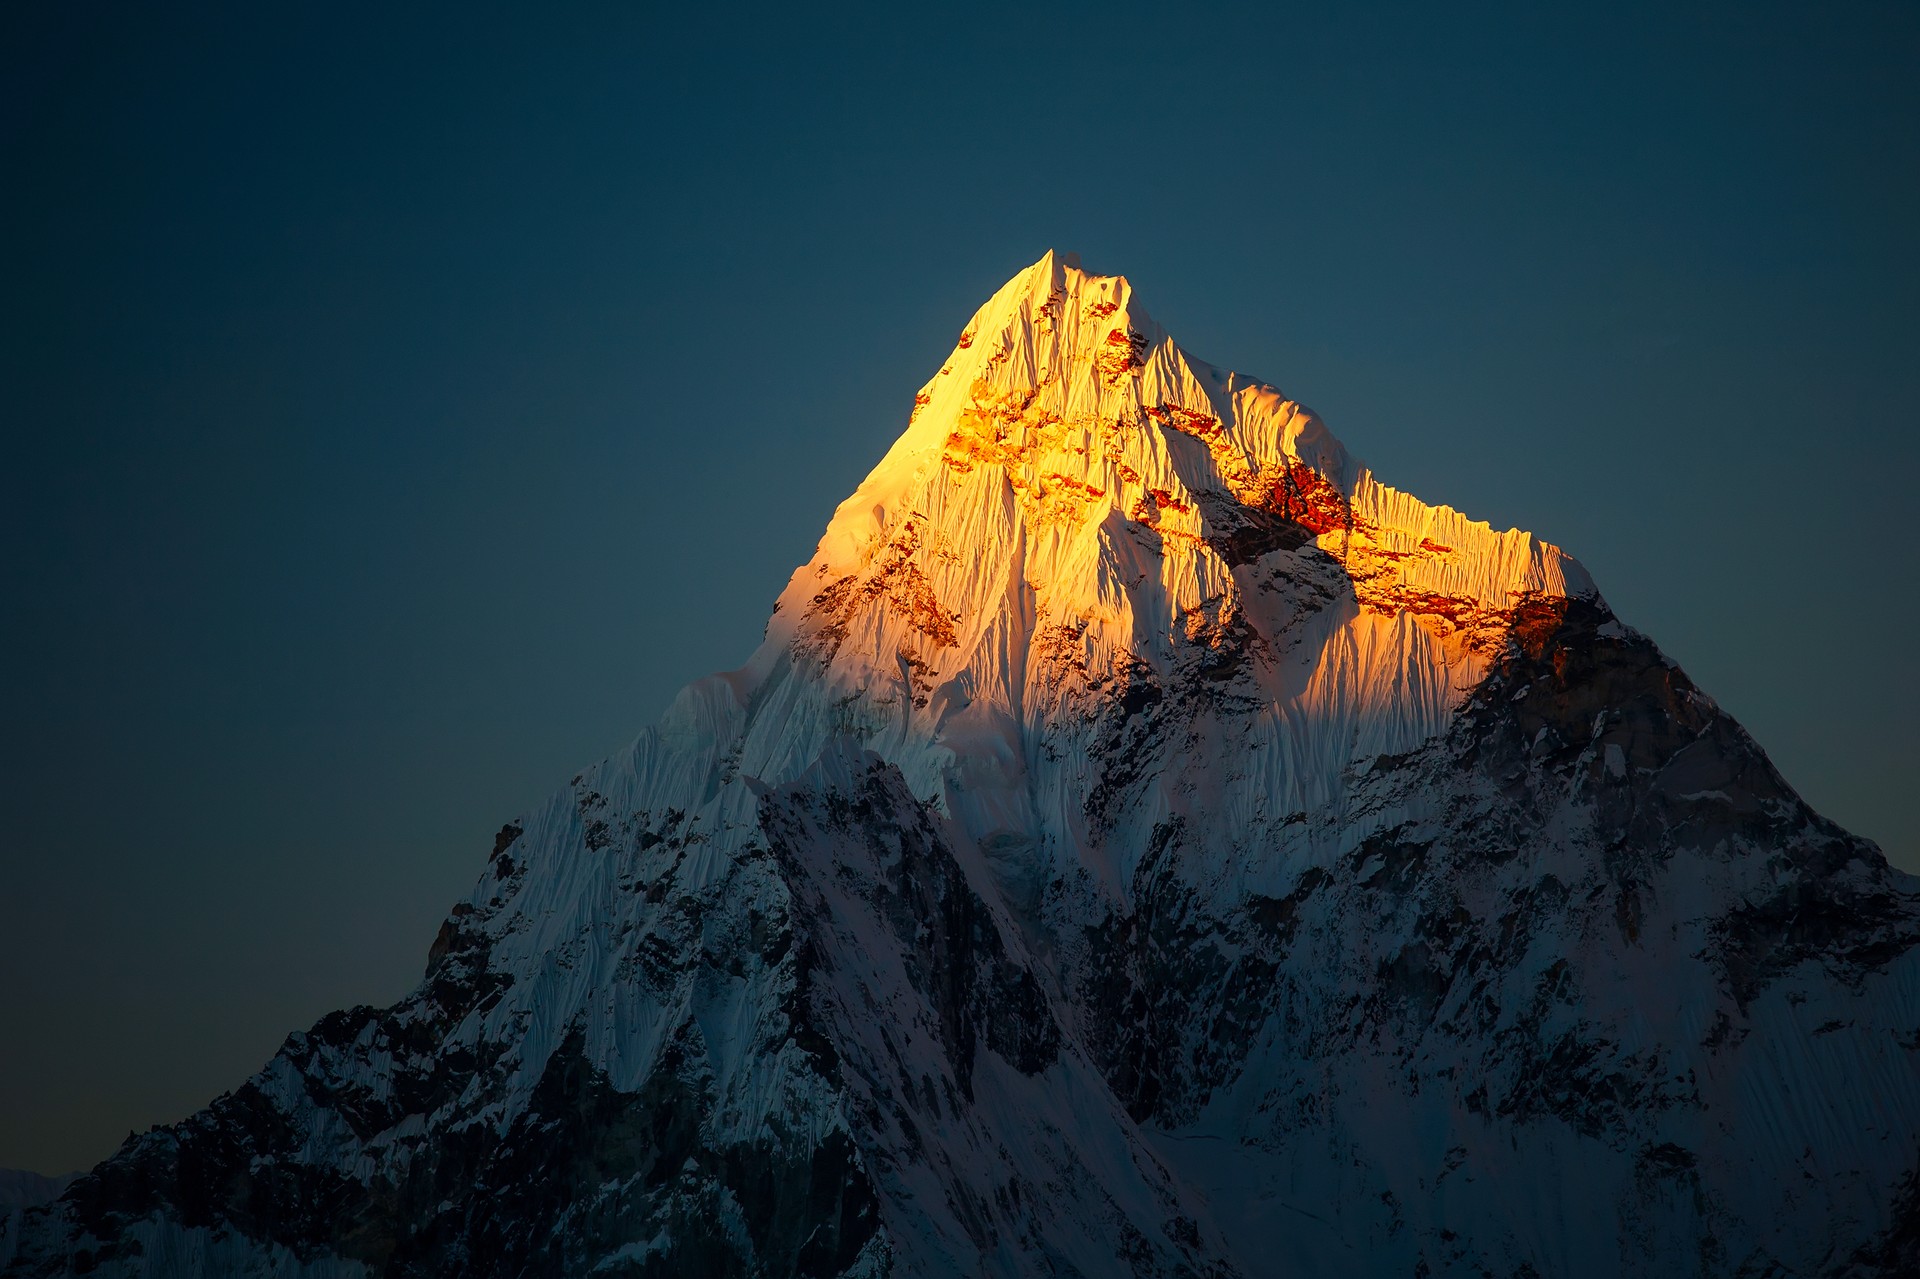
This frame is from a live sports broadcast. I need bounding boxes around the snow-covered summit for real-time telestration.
[788,250,1587,630]
[721,251,1599,889]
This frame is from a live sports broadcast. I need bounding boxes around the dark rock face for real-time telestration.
[1051,590,1920,1276]
[1453,595,1920,1014]
[754,762,1226,1277]
[13,960,876,1278]
[435,1029,878,1279]
[766,777,1060,1098]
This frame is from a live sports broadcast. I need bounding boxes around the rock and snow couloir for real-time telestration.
[6,253,1918,1278]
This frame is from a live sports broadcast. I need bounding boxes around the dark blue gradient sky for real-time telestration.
[4,1,1916,1174]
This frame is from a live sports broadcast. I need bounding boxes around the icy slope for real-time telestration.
[7,254,1918,1278]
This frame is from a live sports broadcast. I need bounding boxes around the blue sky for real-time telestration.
[4,0,1916,1173]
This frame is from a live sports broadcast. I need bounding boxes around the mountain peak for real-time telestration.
[924,251,1160,412]
[746,257,1596,868]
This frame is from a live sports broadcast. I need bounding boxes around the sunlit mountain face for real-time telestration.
[8,255,1917,1279]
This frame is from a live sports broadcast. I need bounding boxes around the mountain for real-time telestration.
[7,252,1917,1278]
[0,1175,77,1274]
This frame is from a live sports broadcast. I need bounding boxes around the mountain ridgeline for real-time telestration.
[8,254,1918,1278]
